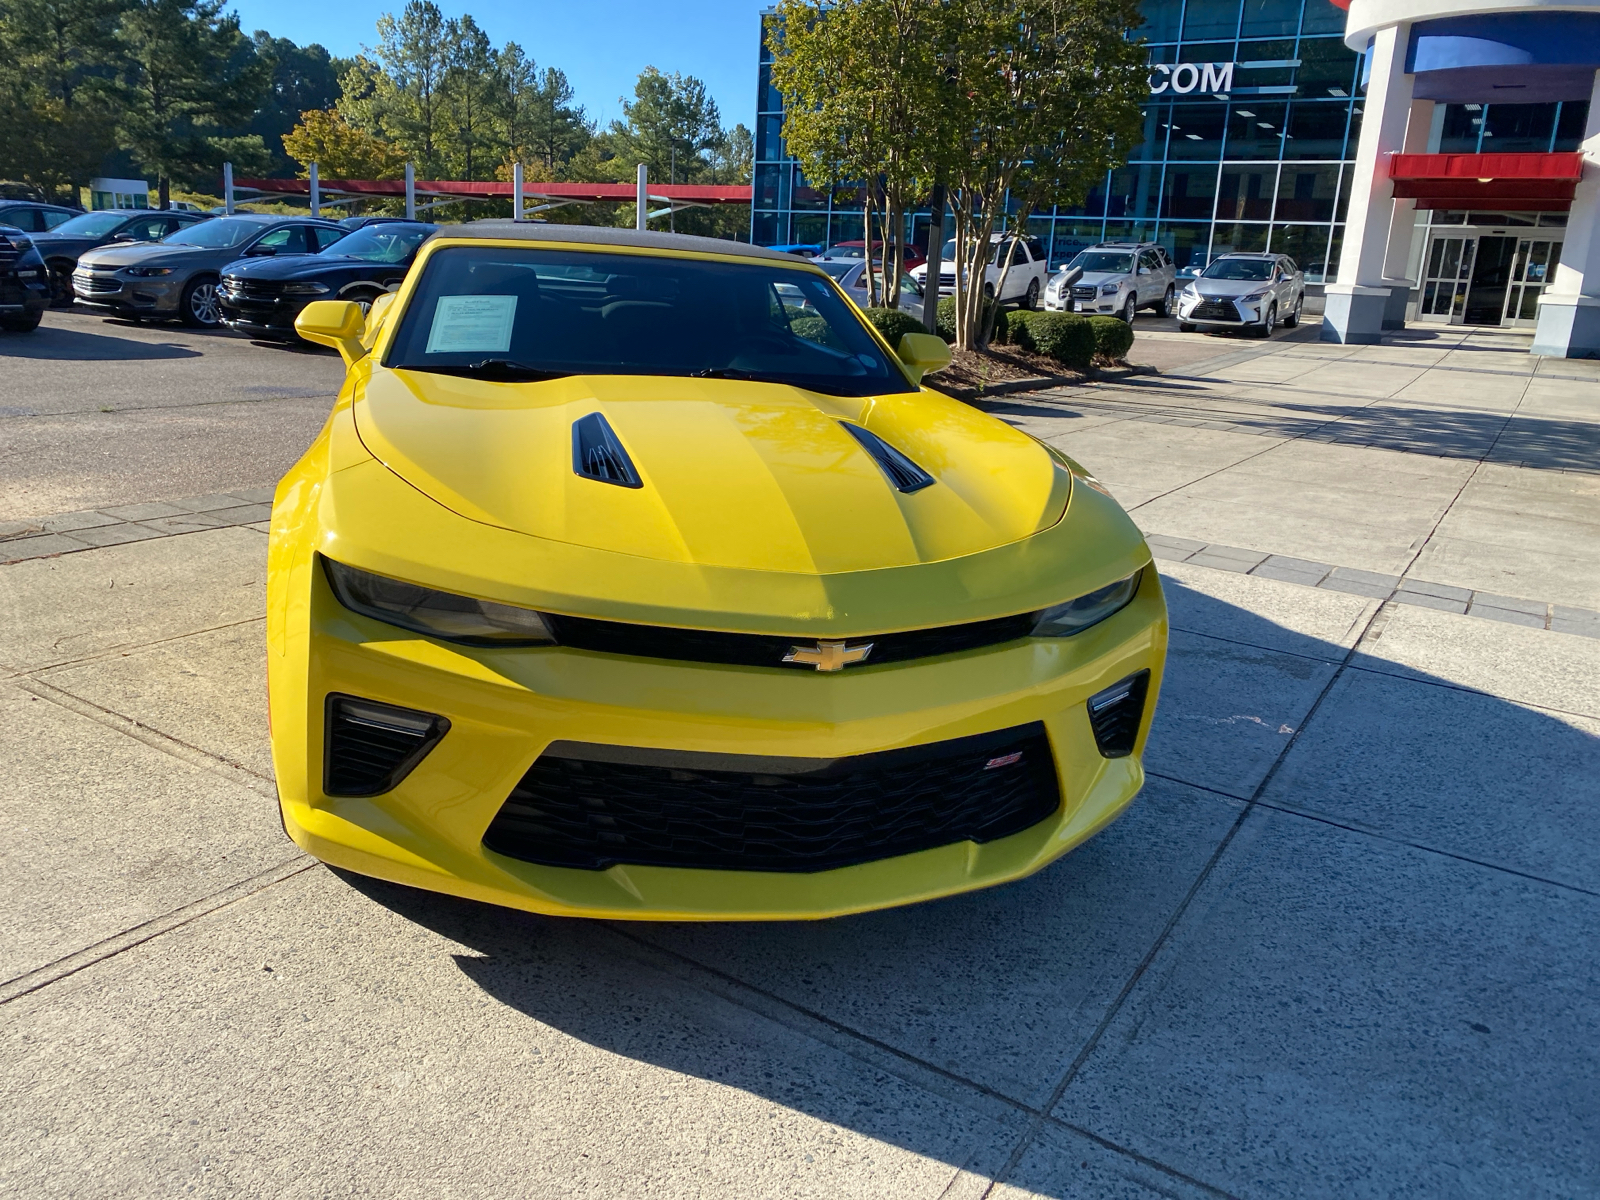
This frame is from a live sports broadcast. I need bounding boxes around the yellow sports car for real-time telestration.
[269,223,1166,921]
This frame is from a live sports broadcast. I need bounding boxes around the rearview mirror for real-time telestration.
[896,332,951,384]
[244,244,277,256]
[295,300,367,368]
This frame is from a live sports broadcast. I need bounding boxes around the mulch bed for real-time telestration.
[926,344,1135,400]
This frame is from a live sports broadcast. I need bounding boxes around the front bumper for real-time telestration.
[268,437,1168,921]
[1176,292,1268,327]
[71,268,183,316]
[1044,289,1121,314]
[219,284,313,339]
[0,269,49,319]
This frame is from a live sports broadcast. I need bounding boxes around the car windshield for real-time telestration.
[1203,258,1273,281]
[328,224,434,263]
[48,211,127,237]
[162,218,260,248]
[824,244,865,258]
[384,246,915,397]
[1069,251,1135,273]
[938,239,1022,267]
[815,261,855,279]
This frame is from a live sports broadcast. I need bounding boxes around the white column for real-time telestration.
[1322,21,1413,343]
[1378,98,1434,327]
[513,162,524,222]
[309,161,320,218]
[223,162,234,215]
[1533,69,1600,357]
[636,164,648,231]
[405,163,416,221]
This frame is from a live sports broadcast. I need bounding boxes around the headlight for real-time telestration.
[1240,288,1269,301]
[1031,570,1142,637]
[281,282,331,295]
[323,558,555,646]
[1099,283,1119,296]
[6,235,33,249]
[124,266,173,277]
[1181,283,1198,295]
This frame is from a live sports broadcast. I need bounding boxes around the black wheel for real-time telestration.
[1122,294,1137,324]
[1023,277,1040,310]
[1154,285,1174,317]
[342,289,381,318]
[47,260,75,307]
[0,310,43,332]
[180,276,222,328]
[1179,322,1197,333]
[1254,302,1277,338]
[982,281,996,302]
[1283,294,1302,327]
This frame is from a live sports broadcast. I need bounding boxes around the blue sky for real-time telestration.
[228,0,766,128]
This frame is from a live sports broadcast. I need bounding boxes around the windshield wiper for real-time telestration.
[392,359,571,382]
[690,367,861,396]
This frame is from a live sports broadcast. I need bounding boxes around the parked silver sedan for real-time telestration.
[816,259,927,314]
[1176,252,1305,337]
[73,214,348,328]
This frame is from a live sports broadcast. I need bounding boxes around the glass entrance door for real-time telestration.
[1419,236,1475,322]
[1502,238,1560,327]
[1464,236,1519,325]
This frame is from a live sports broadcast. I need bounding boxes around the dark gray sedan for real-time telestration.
[72,214,348,328]
[31,208,209,304]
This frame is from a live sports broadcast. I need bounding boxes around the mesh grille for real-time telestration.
[482,724,1061,873]
[1086,671,1150,758]
[540,609,1038,670]
[324,694,450,796]
[1191,299,1239,321]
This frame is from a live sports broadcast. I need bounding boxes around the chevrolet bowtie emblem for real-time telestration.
[783,639,874,671]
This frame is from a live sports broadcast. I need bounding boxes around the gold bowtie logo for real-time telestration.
[783,639,874,671]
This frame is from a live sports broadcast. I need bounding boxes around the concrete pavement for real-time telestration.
[1,313,1597,1197]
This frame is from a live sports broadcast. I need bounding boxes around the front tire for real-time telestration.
[47,260,75,307]
[1179,321,1197,333]
[1023,277,1040,310]
[1154,285,1174,317]
[1122,294,1137,324]
[1283,294,1302,327]
[180,276,222,329]
[1253,302,1277,339]
[0,310,43,332]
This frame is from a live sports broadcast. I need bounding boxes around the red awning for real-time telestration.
[233,178,751,204]
[1388,152,1585,211]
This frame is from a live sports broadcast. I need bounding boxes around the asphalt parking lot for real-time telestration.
[2,306,1599,1197]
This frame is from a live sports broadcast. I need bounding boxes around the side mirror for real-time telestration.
[110,231,137,242]
[295,299,368,368]
[896,331,951,384]
[361,292,397,350]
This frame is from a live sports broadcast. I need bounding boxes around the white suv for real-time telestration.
[909,234,1050,308]
[1045,242,1176,322]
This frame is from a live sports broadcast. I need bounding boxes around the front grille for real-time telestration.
[1086,671,1150,758]
[1070,285,1097,300]
[482,723,1061,872]
[540,609,1039,670]
[221,279,282,300]
[74,271,120,294]
[324,693,450,796]
[1191,298,1239,321]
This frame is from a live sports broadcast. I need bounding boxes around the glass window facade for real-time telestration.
[751,0,1370,279]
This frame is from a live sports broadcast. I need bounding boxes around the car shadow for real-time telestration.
[329,581,1600,1195]
[0,323,201,361]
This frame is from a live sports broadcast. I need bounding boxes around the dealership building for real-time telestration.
[752,0,1600,355]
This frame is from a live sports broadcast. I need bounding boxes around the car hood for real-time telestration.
[31,233,98,255]
[350,368,1072,574]
[1075,271,1131,288]
[78,242,224,268]
[222,254,371,281]
[1189,278,1272,297]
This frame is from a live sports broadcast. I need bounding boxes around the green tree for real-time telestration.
[115,0,274,206]
[281,107,407,179]
[609,66,724,185]
[247,32,349,175]
[938,0,1146,347]
[343,0,449,175]
[440,13,495,179]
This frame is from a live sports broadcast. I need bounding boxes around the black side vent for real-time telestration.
[841,423,935,493]
[572,412,642,488]
[1086,670,1151,759]
[324,694,450,797]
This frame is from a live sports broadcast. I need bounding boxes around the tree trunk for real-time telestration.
[158,176,170,210]
[921,180,945,334]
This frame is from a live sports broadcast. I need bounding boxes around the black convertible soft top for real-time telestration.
[426,221,804,265]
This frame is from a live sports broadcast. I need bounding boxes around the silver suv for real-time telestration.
[1177,252,1305,336]
[1044,242,1176,322]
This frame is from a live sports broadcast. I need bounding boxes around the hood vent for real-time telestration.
[841,423,935,494]
[572,411,643,488]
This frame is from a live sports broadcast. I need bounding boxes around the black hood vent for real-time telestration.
[572,411,643,488]
[841,423,935,493]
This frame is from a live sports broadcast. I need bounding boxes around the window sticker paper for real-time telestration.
[425,295,518,354]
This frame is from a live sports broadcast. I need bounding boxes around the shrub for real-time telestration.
[788,315,832,345]
[1089,315,1135,363]
[1009,311,1095,370]
[934,296,1007,345]
[859,306,926,349]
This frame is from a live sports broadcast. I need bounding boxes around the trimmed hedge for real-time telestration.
[1088,315,1135,362]
[934,296,1007,345]
[1007,310,1095,370]
[859,306,926,348]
